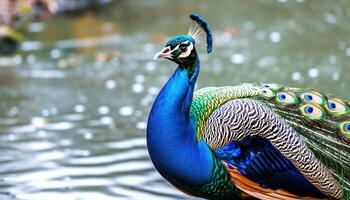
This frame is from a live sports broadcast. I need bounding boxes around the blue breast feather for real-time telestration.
[215,136,326,198]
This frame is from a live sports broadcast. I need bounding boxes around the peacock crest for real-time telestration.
[188,13,213,54]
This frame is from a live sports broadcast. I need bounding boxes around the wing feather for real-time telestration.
[226,167,320,200]
[191,83,350,199]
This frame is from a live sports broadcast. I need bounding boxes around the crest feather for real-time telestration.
[188,13,213,54]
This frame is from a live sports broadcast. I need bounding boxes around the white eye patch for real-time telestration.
[178,42,193,58]
[166,40,193,59]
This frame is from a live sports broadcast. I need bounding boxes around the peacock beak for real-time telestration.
[153,46,173,60]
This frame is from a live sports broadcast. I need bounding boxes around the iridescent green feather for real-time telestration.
[300,90,327,105]
[275,91,300,105]
[190,84,262,140]
[339,121,350,142]
[190,82,350,199]
[299,103,326,121]
[323,98,350,117]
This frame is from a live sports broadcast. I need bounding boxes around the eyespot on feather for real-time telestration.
[300,91,326,105]
[323,98,350,117]
[275,92,299,105]
[259,88,275,100]
[338,121,350,142]
[261,83,284,91]
[299,104,325,121]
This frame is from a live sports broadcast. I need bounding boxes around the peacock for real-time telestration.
[146,13,350,200]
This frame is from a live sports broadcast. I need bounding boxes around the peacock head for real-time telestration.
[153,13,213,67]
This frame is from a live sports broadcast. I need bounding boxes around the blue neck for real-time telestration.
[147,60,213,187]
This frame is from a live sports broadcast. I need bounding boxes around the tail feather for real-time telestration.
[256,83,350,199]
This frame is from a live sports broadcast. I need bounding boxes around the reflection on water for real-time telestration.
[1,0,350,199]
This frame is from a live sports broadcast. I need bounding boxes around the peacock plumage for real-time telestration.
[147,13,350,200]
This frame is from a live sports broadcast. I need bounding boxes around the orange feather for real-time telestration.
[224,163,325,200]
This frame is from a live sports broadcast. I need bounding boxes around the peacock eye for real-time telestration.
[338,121,350,142]
[179,44,188,52]
[345,123,350,132]
[259,88,275,99]
[299,104,325,120]
[300,92,325,105]
[275,91,299,105]
[304,106,314,114]
[262,83,284,91]
[324,98,349,116]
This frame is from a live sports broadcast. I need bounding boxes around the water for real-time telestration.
[1,1,350,199]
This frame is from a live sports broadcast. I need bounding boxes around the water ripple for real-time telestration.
[67,149,148,165]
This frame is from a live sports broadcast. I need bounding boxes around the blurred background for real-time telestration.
[0,0,349,200]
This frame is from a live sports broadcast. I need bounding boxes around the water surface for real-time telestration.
[1,1,350,199]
